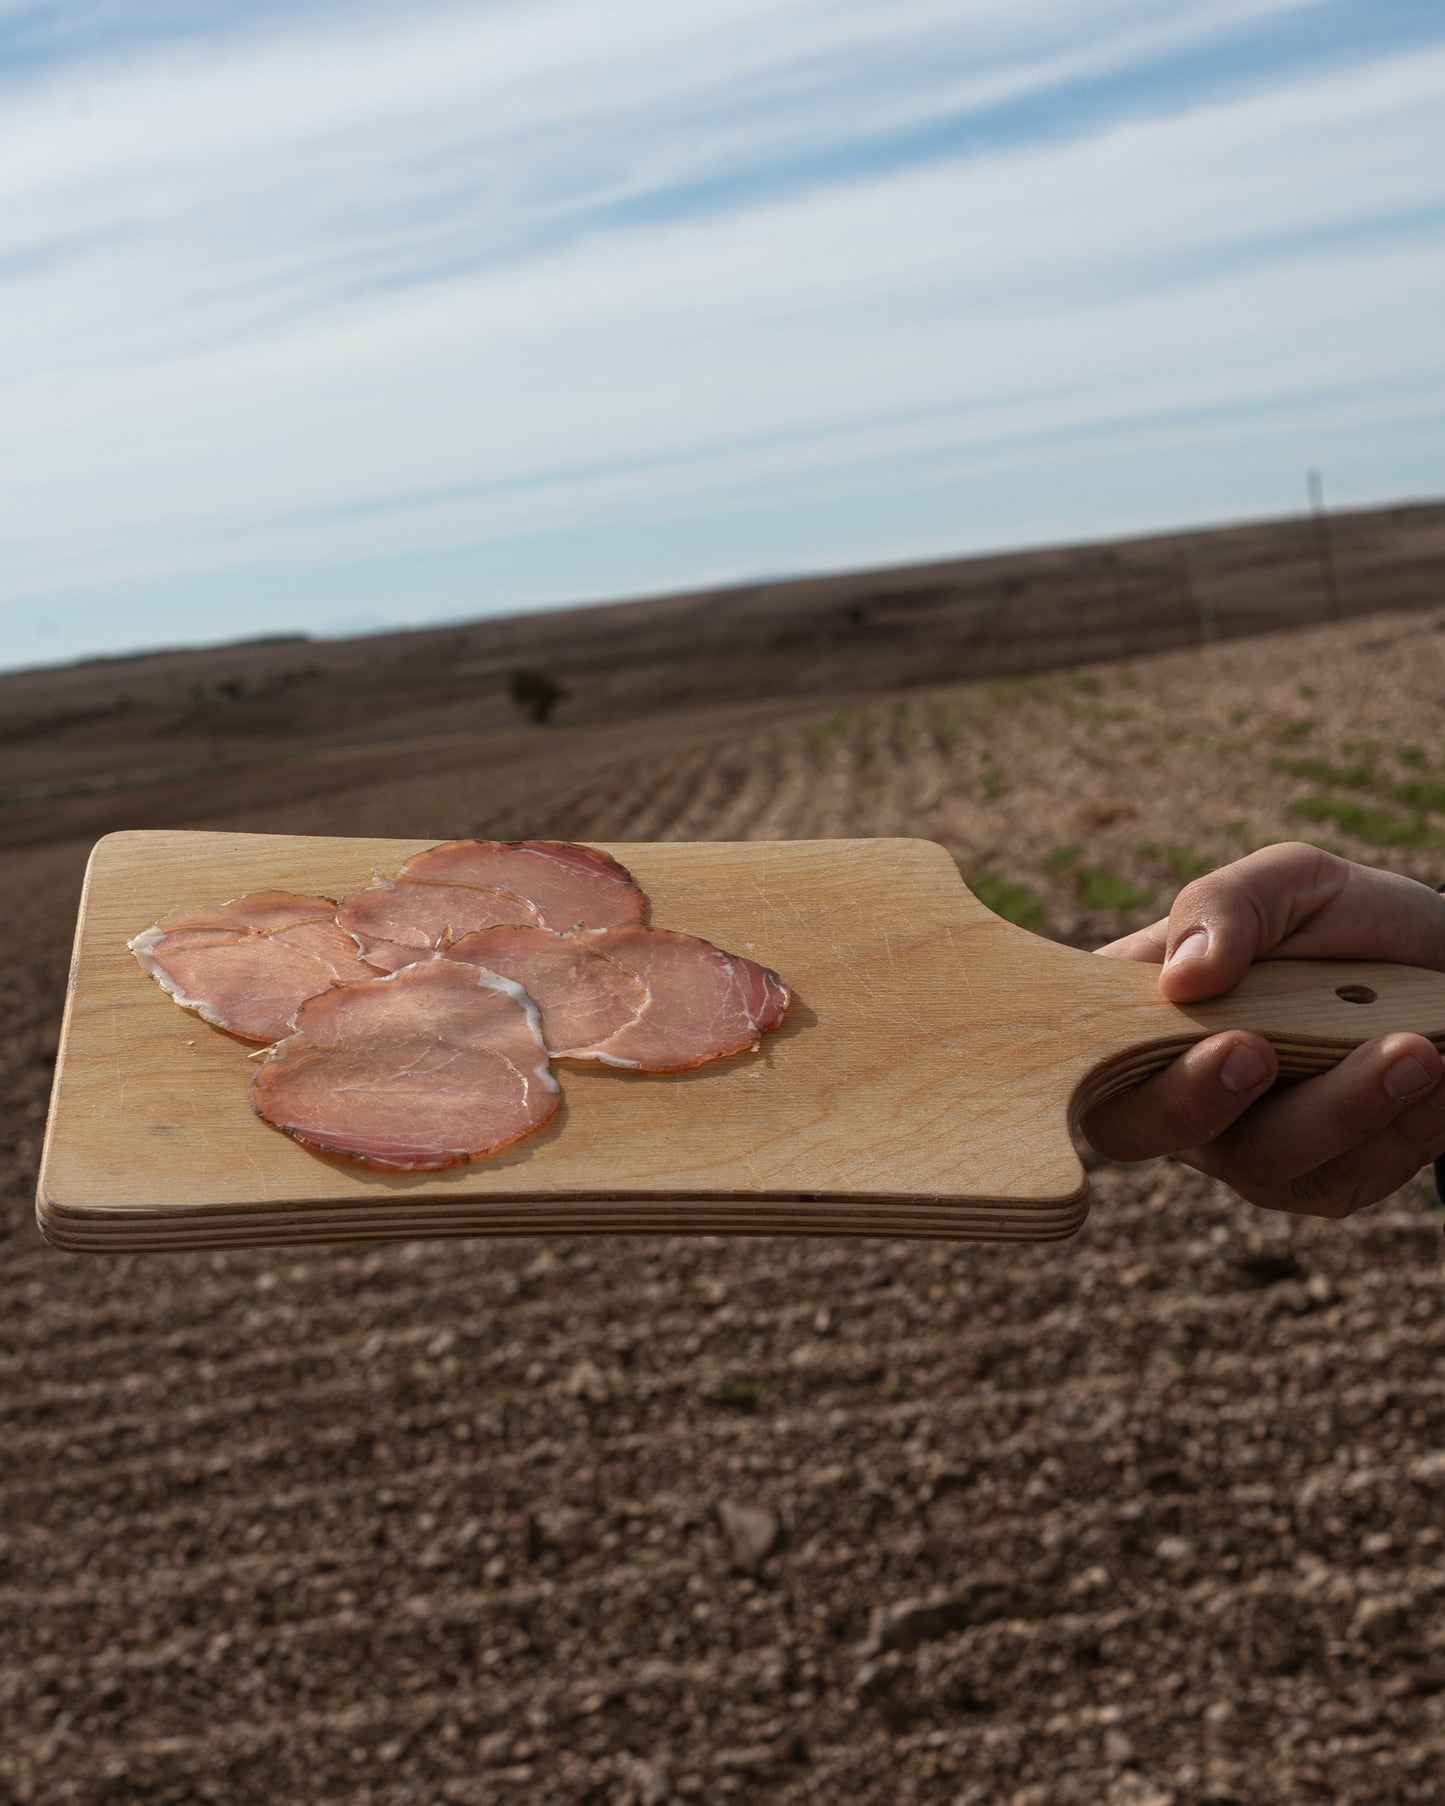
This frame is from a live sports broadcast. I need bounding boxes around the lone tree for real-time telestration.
[508,667,568,725]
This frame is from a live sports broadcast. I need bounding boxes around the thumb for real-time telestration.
[1159,842,1445,1003]
[1157,842,1352,1004]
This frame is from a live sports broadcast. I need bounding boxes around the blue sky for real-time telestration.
[1,1,1443,671]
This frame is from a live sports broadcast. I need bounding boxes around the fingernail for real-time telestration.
[1427,1078,1445,1112]
[1383,1055,1432,1100]
[1166,929,1209,969]
[1220,1044,1269,1095]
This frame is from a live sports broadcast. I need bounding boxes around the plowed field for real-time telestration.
[4,603,1445,1805]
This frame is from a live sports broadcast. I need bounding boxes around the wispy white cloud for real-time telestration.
[0,0,1440,663]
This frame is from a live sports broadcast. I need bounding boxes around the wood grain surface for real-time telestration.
[37,830,1445,1252]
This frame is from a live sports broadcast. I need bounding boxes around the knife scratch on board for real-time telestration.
[775,887,808,929]
[943,923,971,993]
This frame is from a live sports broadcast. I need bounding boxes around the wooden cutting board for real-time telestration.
[37,829,1445,1253]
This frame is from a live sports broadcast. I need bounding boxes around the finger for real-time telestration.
[1158,843,1445,1004]
[1180,1032,1444,1199]
[1296,1101,1445,1217]
[1080,1031,1276,1163]
[1207,1114,1445,1221]
[1290,1069,1445,1197]
[1360,1063,1445,1158]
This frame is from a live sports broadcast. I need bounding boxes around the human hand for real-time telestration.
[1079,842,1445,1218]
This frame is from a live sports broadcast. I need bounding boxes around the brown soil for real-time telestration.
[3,593,1445,1804]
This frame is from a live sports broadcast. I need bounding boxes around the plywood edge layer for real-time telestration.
[40,1199,1090,1236]
[36,1176,1090,1230]
[40,1202,1091,1254]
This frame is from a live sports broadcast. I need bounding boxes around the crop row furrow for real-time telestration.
[636,758,724,842]
[3,1260,1438,1421]
[606,749,716,842]
[5,1299,1435,1436]
[705,743,791,841]
[7,1363,1435,1519]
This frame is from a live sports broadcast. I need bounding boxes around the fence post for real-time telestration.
[1307,469,1342,621]
[1182,547,1217,644]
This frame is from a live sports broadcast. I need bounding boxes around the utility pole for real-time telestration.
[1182,546,1217,645]
[1307,468,1341,621]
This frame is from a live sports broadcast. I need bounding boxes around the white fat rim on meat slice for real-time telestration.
[340,925,370,957]
[128,924,164,963]
[415,939,642,1066]
[471,967,559,1095]
[508,934,647,1066]
[719,951,767,1036]
[565,1046,642,1068]
[132,920,353,1047]
[260,960,560,1096]
[128,924,238,1034]
[442,939,639,1061]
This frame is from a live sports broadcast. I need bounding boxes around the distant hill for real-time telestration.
[2,498,1441,812]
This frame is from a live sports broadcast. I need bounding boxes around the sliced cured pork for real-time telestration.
[398,840,645,931]
[143,892,338,934]
[446,925,648,1055]
[130,892,381,1044]
[250,960,558,1170]
[337,878,541,973]
[448,923,789,1070]
[339,840,646,972]
[130,838,792,1173]
[581,926,789,1069]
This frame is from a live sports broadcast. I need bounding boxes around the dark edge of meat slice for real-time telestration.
[396,841,648,930]
[403,839,641,888]
[514,840,641,890]
[722,950,791,1036]
[247,1078,553,1171]
[557,927,792,1073]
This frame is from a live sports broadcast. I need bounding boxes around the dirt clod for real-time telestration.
[717,1499,782,1574]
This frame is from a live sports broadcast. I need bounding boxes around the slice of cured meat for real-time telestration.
[143,891,339,934]
[578,926,789,1069]
[398,840,646,931]
[449,923,789,1070]
[445,925,647,1055]
[130,892,382,1044]
[337,878,541,973]
[250,960,559,1170]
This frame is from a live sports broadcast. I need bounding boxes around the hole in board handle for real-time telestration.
[1335,984,1377,1005]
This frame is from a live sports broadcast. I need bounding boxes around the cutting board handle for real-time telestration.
[1070,953,1445,1121]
